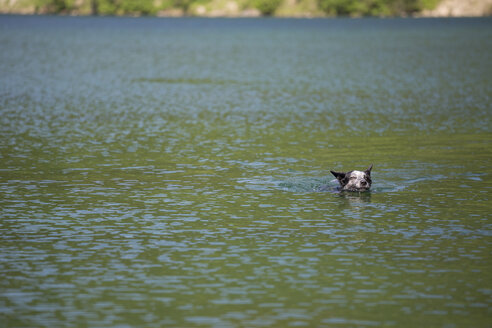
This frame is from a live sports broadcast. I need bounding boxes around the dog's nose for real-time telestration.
[360,181,367,186]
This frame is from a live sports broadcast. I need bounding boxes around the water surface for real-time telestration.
[1,15,491,327]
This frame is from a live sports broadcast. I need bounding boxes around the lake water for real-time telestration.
[0,15,491,327]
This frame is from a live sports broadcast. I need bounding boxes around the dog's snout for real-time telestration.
[360,180,367,186]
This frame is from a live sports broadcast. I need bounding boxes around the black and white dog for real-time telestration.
[331,165,373,192]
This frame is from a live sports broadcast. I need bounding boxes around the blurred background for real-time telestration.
[1,0,491,17]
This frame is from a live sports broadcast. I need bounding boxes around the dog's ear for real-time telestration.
[330,170,346,180]
[365,164,373,175]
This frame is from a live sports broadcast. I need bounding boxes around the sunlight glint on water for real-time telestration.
[0,16,491,327]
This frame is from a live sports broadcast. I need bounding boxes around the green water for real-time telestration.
[0,16,491,327]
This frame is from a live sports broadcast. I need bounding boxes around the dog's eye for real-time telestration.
[349,176,356,180]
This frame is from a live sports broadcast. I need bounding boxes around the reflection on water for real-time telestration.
[1,15,491,327]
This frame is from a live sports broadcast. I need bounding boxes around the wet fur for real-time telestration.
[331,165,373,192]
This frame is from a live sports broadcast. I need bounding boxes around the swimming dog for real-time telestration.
[331,165,373,192]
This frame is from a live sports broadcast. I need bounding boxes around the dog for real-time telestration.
[330,165,373,192]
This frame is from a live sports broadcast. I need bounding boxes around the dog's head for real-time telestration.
[331,165,373,192]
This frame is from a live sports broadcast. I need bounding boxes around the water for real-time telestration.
[1,15,491,327]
